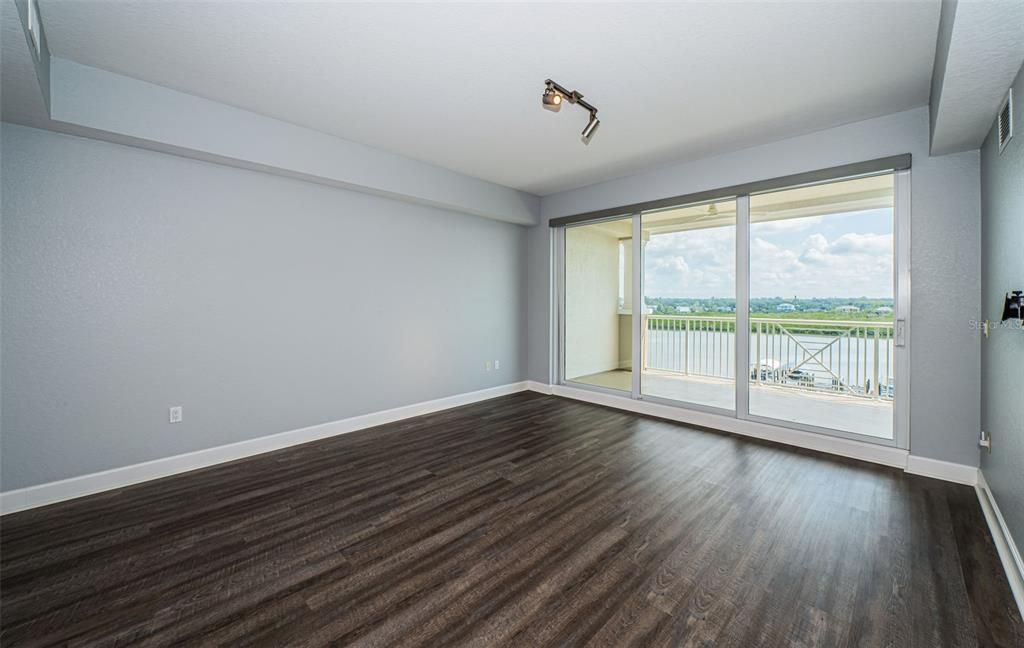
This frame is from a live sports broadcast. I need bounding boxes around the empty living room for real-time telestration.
[2,1,1023,646]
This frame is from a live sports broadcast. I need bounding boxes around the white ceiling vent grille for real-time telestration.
[998,89,1013,154]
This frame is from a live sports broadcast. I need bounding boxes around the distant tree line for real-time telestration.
[644,296,895,321]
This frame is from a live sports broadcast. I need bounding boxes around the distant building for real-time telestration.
[873,306,894,315]
[676,306,692,313]
[776,303,796,312]
[835,305,861,313]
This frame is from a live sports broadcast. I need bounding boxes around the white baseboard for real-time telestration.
[977,471,1024,616]
[905,455,979,485]
[0,381,530,515]
[544,383,910,469]
[0,380,981,515]
[526,380,554,395]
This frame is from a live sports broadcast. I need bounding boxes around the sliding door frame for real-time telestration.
[894,169,911,451]
[556,213,642,398]
[553,158,911,450]
[553,224,565,387]
[735,195,752,420]
[635,197,739,417]
[630,213,643,400]
[736,171,909,449]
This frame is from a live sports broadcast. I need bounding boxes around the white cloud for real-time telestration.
[825,232,892,255]
[644,226,734,298]
[805,233,828,251]
[751,230,892,297]
[644,225,893,298]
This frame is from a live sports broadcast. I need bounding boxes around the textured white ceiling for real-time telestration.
[14,1,940,195]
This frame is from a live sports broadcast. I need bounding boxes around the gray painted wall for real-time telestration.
[46,59,540,226]
[1,123,527,491]
[980,63,1024,552]
[530,107,982,467]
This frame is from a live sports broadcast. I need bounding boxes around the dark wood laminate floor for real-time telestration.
[1,392,1021,647]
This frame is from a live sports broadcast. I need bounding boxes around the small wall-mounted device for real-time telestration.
[1001,290,1022,322]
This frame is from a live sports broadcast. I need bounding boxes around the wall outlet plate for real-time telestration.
[169,406,183,424]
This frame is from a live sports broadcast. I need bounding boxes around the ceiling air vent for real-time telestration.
[998,89,1013,154]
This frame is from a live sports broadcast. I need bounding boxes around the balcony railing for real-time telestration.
[644,315,894,400]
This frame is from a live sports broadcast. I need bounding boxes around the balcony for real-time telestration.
[571,315,895,440]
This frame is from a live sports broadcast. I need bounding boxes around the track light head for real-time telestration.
[542,88,563,112]
[581,113,600,145]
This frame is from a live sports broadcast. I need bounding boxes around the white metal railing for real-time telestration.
[644,315,894,400]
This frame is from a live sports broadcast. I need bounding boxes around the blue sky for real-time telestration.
[644,208,894,299]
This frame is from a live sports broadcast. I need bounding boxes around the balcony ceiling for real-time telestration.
[5,2,940,196]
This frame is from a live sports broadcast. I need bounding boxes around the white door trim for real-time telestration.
[893,168,912,450]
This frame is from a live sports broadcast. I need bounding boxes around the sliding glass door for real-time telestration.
[556,165,908,448]
[640,200,736,411]
[562,215,634,393]
[747,175,896,440]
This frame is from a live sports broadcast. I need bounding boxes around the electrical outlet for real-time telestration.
[485,361,492,371]
[494,360,500,370]
[169,406,183,424]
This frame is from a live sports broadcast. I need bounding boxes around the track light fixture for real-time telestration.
[542,87,563,112]
[581,112,600,144]
[541,79,600,145]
